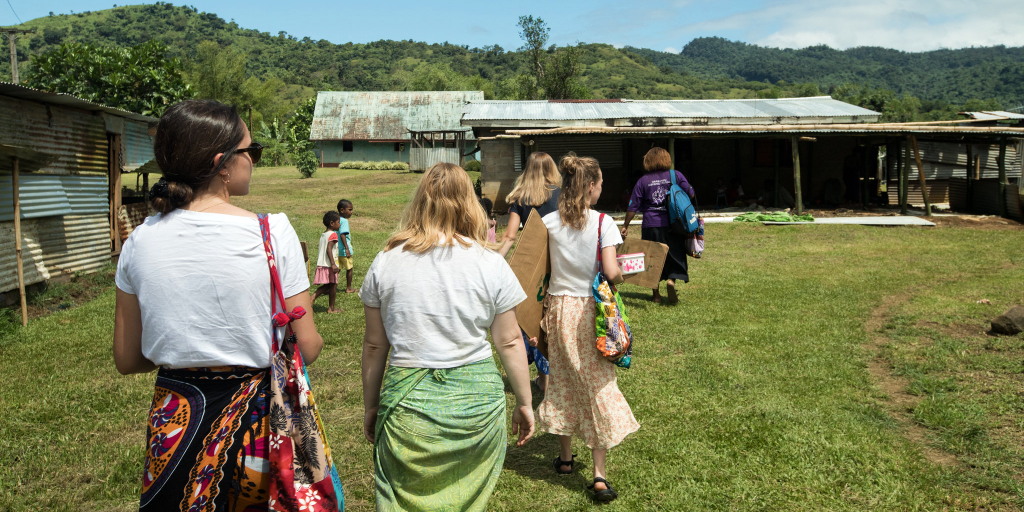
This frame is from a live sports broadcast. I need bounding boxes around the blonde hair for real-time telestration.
[385,162,494,253]
[505,152,562,207]
[558,152,602,231]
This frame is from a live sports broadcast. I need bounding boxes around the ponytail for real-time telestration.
[557,152,601,231]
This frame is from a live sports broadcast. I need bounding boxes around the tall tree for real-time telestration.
[543,44,591,100]
[186,41,285,126]
[25,40,193,116]
[517,15,549,100]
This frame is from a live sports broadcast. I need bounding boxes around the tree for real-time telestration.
[25,40,194,116]
[517,15,548,100]
[254,118,289,167]
[285,97,318,178]
[186,41,285,126]
[543,45,591,100]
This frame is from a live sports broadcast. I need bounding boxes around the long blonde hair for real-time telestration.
[385,162,493,253]
[558,152,602,231]
[505,151,561,207]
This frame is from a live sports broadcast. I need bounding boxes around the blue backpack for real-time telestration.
[668,170,699,235]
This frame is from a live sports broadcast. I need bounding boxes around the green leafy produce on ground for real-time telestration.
[733,212,815,223]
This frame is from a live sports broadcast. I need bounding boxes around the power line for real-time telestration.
[4,0,21,24]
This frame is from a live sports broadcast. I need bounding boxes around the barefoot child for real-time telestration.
[336,199,356,293]
[312,211,342,313]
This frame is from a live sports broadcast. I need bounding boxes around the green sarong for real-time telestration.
[374,358,507,512]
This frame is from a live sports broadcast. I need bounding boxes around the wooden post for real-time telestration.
[965,143,973,213]
[900,138,910,215]
[109,135,123,253]
[668,137,676,169]
[142,173,149,203]
[862,145,870,209]
[998,136,1007,218]
[791,137,803,215]
[910,135,931,216]
[773,139,780,208]
[12,157,27,326]
[7,33,17,84]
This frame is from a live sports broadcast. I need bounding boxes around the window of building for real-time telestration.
[444,140,456,148]
[394,142,404,152]
[343,141,353,152]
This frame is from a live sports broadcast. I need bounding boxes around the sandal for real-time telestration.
[588,477,619,502]
[552,454,575,475]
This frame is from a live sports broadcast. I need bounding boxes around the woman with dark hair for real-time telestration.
[112,100,333,510]
[619,147,696,304]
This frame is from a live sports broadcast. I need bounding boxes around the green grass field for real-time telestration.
[2,166,1023,511]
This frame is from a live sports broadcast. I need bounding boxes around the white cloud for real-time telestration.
[663,46,680,54]
[680,0,1024,51]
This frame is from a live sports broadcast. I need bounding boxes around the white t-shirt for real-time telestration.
[358,239,527,369]
[316,230,338,268]
[543,210,623,297]
[115,210,310,369]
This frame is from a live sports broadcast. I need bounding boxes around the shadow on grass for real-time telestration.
[499,375,594,497]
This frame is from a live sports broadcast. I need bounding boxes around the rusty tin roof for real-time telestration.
[310,91,484,141]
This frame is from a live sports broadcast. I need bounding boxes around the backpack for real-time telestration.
[592,213,633,369]
[667,170,699,235]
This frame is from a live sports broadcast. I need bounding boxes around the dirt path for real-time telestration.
[864,291,959,467]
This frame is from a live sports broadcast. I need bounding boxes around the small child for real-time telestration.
[336,199,356,293]
[312,211,342,313]
[479,197,496,243]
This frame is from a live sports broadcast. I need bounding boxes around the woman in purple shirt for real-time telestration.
[619,147,695,304]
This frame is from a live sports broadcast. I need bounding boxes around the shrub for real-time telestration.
[337,161,409,171]
[464,160,482,173]
[294,149,318,178]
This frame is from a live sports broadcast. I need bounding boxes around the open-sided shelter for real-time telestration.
[464,97,1024,219]
[310,91,484,170]
[0,82,158,310]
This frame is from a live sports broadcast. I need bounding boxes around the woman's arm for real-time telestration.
[620,211,636,238]
[601,245,623,284]
[362,306,391,443]
[113,288,157,375]
[498,212,521,257]
[490,308,535,446]
[285,291,323,364]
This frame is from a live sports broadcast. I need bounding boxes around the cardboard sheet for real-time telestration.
[507,210,550,342]
[617,238,670,289]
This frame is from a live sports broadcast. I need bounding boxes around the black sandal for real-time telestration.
[552,454,575,475]
[588,477,618,502]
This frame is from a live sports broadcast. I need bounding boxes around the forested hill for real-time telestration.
[8,3,1023,108]
[629,38,1024,106]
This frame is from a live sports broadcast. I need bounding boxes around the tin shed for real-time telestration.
[0,83,157,302]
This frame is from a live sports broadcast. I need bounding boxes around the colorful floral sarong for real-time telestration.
[537,295,640,450]
[140,366,271,512]
[373,358,506,512]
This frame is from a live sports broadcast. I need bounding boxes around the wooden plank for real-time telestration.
[13,157,26,326]
[910,135,931,215]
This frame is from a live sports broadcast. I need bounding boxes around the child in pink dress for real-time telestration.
[311,211,342,313]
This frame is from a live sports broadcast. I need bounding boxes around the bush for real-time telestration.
[336,161,409,171]
[464,160,482,173]
[294,149,318,178]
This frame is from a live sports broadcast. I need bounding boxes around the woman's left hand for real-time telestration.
[511,405,535,446]
[363,407,379,443]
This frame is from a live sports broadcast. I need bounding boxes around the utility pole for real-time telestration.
[0,28,35,84]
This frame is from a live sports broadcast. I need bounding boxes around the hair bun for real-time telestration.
[150,178,195,214]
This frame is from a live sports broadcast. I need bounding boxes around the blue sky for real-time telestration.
[8,1,1024,52]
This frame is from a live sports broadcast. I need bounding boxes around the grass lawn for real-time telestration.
[2,166,1023,511]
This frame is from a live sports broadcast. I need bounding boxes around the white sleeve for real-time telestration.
[600,214,623,248]
[114,233,136,294]
[358,252,384,308]
[271,214,311,297]
[492,255,527,314]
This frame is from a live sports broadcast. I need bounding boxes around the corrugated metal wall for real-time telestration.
[886,180,951,206]
[886,140,1022,181]
[409,148,461,171]
[947,178,1023,220]
[0,96,111,293]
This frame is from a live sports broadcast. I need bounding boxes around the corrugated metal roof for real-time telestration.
[462,96,880,125]
[497,123,1024,137]
[311,91,485,141]
[962,111,1024,121]
[122,120,156,172]
[0,82,158,124]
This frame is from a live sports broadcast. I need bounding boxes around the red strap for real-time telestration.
[257,214,306,354]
